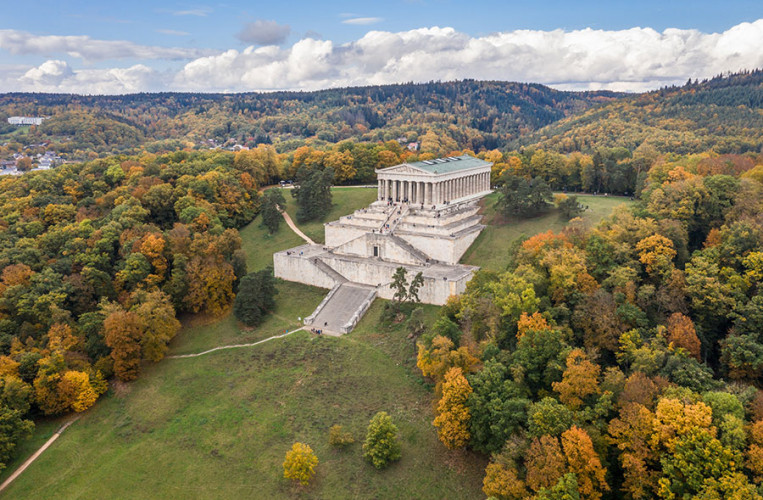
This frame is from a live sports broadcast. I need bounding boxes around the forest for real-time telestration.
[0,80,619,157]
[0,70,761,496]
[417,149,763,498]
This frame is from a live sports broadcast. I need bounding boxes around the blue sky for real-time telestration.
[1,0,761,93]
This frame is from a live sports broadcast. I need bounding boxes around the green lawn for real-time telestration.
[171,281,327,355]
[461,193,634,272]
[240,211,304,272]
[3,300,484,499]
[283,186,378,244]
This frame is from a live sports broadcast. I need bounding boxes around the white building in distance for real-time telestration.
[7,117,46,126]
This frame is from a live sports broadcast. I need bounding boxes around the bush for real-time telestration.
[329,424,355,448]
[362,411,401,469]
[283,442,318,486]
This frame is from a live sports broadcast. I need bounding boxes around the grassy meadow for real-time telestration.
[2,301,486,499]
[2,187,628,498]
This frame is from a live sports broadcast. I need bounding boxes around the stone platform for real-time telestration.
[273,155,493,334]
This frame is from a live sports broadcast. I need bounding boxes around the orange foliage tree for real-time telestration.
[561,426,609,500]
[103,308,144,381]
[525,435,566,492]
[666,312,701,360]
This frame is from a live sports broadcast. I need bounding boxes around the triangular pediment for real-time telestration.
[377,164,434,175]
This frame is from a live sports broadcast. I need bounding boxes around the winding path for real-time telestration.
[277,205,315,245]
[0,194,324,492]
[167,327,304,359]
[0,416,81,494]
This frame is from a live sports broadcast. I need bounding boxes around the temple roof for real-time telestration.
[378,155,491,175]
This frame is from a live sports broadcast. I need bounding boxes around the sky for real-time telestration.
[0,0,761,94]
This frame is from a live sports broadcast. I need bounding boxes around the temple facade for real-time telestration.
[273,155,493,334]
[376,155,492,204]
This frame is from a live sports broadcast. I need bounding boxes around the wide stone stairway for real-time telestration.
[306,282,377,335]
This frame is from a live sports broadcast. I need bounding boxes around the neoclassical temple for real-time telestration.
[274,155,493,334]
[376,155,492,205]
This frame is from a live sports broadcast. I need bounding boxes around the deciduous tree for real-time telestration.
[433,367,472,449]
[363,411,401,469]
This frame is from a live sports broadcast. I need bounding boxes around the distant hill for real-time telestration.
[0,81,620,154]
[515,70,763,154]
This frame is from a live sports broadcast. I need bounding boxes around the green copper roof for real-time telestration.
[406,155,491,174]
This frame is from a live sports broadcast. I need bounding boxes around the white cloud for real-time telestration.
[170,21,763,92]
[0,29,215,62]
[13,60,163,94]
[342,17,383,26]
[3,20,763,94]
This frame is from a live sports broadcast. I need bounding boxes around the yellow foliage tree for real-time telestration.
[482,462,528,500]
[747,420,763,483]
[636,234,677,276]
[416,336,479,387]
[552,349,601,410]
[283,442,319,486]
[57,370,102,412]
[650,397,713,452]
[433,367,472,449]
[517,312,550,338]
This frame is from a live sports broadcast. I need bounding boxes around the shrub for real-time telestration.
[362,411,401,469]
[283,442,318,486]
[329,424,355,448]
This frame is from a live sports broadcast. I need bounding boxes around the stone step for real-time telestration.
[388,234,431,264]
[308,283,377,334]
[312,257,348,284]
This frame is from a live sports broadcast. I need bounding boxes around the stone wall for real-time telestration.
[273,251,336,290]
[274,249,473,305]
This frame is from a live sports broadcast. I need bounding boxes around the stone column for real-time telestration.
[393,179,398,201]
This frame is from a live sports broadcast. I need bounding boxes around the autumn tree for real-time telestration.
[553,349,601,410]
[132,290,181,362]
[561,426,609,500]
[103,307,144,381]
[526,435,566,492]
[433,367,472,449]
[185,256,236,316]
[363,411,401,469]
[482,461,528,500]
[665,312,701,360]
[608,402,660,499]
[283,442,318,486]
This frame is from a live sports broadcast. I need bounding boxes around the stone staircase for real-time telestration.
[388,234,431,264]
[312,257,348,284]
[305,282,377,334]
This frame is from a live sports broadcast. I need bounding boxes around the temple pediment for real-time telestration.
[377,164,434,175]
